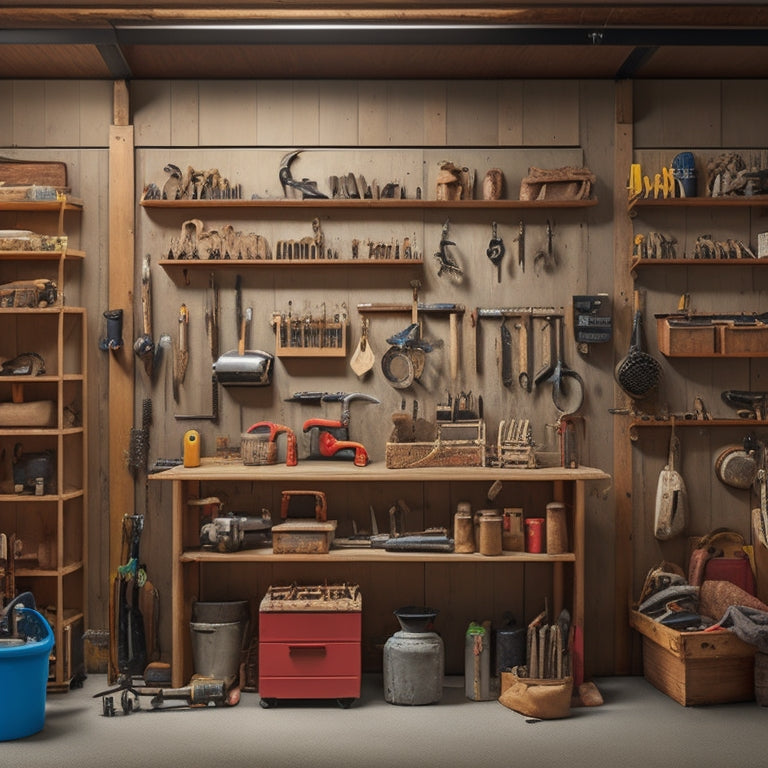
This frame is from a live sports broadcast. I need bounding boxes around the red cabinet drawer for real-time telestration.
[259,640,360,678]
[258,674,361,700]
[259,611,360,642]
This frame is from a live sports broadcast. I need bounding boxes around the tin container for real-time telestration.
[525,517,545,553]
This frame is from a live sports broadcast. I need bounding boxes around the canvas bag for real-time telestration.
[498,667,573,719]
[654,426,687,540]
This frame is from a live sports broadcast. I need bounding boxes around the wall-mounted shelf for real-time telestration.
[141,198,598,211]
[0,197,83,236]
[631,195,768,210]
[159,257,422,272]
[631,257,768,271]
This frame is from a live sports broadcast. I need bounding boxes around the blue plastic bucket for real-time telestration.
[0,608,55,741]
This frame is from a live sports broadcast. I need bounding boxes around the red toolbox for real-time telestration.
[258,584,362,707]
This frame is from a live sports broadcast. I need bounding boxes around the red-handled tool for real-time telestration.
[317,430,369,467]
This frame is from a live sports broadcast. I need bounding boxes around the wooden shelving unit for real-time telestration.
[0,199,87,691]
[152,460,608,687]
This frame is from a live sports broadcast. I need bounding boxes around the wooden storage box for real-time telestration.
[656,316,716,356]
[630,610,756,706]
[271,519,337,554]
[719,323,768,356]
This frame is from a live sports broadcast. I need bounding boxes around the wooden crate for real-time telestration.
[656,316,716,356]
[630,610,755,706]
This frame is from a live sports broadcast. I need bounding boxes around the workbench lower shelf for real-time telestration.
[152,461,608,688]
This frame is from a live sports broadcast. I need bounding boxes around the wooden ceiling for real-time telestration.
[1,3,768,80]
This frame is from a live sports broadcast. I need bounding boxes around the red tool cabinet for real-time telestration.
[258,584,362,707]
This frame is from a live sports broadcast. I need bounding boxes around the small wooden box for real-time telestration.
[719,323,768,356]
[630,610,755,706]
[656,317,716,357]
[271,519,337,554]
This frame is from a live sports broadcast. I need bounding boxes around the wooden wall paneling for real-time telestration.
[357,82,391,147]
[169,81,201,148]
[43,81,81,147]
[497,81,524,146]
[522,80,579,147]
[199,81,259,146]
[633,80,722,149]
[83,81,115,148]
[131,81,173,148]
[0,82,13,145]
[445,81,499,147]
[292,81,321,147]
[255,81,296,147]
[423,82,447,147]
[722,81,768,148]
[11,81,46,148]
[317,81,359,147]
[386,81,434,147]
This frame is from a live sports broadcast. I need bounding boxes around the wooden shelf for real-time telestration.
[632,195,768,209]
[632,257,768,270]
[142,198,598,211]
[630,418,767,429]
[152,459,609,484]
[0,198,83,212]
[181,547,576,564]
[0,248,84,261]
[160,257,422,271]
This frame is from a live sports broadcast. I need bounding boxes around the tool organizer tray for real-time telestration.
[656,314,768,357]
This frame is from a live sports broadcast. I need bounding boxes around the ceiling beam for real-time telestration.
[1,24,767,48]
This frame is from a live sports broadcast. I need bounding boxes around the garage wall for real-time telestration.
[7,77,759,677]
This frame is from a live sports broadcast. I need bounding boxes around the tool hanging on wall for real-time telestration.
[544,316,585,416]
[434,219,463,282]
[654,420,688,540]
[486,221,505,283]
[213,275,274,387]
[533,220,556,273]
[99,309,124,351]
[350,317,375,377]
[615,289,662,400]
[172,303,189,403]
[133,254,156,379]
[380,281,434,389]
[175,274,219,421]
[514,220,525,272]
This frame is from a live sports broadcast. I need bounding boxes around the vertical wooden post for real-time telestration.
[613,79,634,674]
[109,80,135,579]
